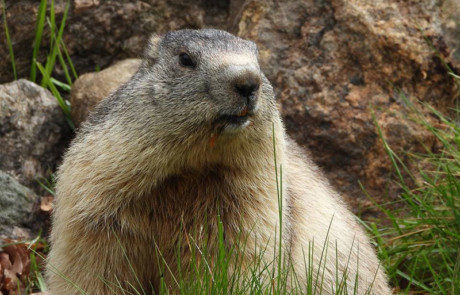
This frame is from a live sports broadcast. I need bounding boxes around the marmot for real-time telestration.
[47,29,391,294]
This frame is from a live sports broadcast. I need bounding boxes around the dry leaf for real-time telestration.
[1,239,37,294]
[1,238,48,294]
[0,263,3,290]
[0,252,12,270]
[3,268,19,292]
[3,243,30,277]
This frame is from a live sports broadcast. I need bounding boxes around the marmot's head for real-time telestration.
[84,30,281,170]
[136,29,278,144]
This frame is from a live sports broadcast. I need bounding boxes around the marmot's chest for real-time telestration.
[139,166,282,254]
[146,169,241,245]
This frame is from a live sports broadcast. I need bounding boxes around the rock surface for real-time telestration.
[0,170,39,239]
[71,58,141,127]
[0,79,71,194]
[1,1,459,212]
[442,0,460,65]
[228,0,459,210]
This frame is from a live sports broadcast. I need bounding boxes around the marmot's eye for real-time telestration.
[179,53,196,68]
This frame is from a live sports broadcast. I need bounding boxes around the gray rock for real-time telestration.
[0,170,38,239]
[0,79,71,194]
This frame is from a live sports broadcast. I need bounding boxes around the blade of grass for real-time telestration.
[453,246,460,295]
[51,77,71,92]
[423,254,447,294]
[60,38,78,79]
[30,0,47,82]
[2,0,17,80]
[36,178,56,196]
[112,230,147,295]
[29,247,87,294]
[313,217,333,294]
[36,60,74,129]
[57,45,73,86]
[396,269,431,292]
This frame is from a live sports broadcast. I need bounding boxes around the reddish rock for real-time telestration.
[228,0,458,210]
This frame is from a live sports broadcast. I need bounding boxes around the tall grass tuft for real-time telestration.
[40,0,71,88]
[371,82,460,294]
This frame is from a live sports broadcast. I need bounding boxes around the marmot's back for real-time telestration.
[47,29,390,294]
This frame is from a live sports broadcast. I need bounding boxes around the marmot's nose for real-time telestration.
[233,72,261,106]
[235,81,259,98]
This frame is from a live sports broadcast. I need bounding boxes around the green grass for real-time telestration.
[36,60,74,129]
[36,0,75,129]
[40,0,71,88]
[369,84,460,294]
[44,217,369,295]
[26,236,50,294]
[30,0,47,82]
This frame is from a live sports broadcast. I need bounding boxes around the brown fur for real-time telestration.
[47,29,391,294]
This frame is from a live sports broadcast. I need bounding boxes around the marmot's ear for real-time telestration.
[145,34,162,61]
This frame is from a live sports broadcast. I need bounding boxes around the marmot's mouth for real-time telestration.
[214,107,252,132]
[220,114,249,125]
